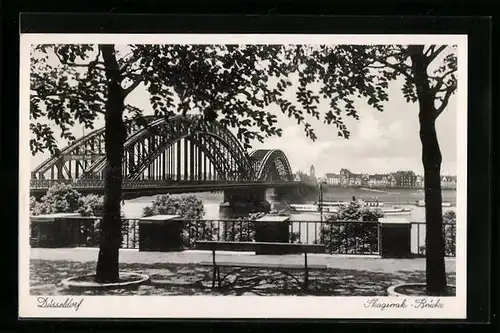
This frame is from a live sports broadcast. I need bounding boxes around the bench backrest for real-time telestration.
[195,241,325,254]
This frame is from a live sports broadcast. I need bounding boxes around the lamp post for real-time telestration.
[318,180,327,225]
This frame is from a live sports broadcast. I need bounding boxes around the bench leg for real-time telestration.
[211,266,217,288]
[304,253,309,292]
[217,267,221,288]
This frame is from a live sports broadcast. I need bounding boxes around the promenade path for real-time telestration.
[29,248,456,296]
[31,248,456,273]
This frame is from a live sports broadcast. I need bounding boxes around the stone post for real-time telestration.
[138,215,182,252]
[379,217,411,258]
[30,213,81,248]
[254,215,291,254]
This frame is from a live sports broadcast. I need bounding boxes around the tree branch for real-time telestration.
[31,91,107,114]
[427,45,448,64]
[120,53,142,73]
[54,47,105,70]
[353,47,415,82]
[424,45,436,57]
[435,87,454,118]
[123,79,143,97]
[431,68,456,93]
[378,58,414,81]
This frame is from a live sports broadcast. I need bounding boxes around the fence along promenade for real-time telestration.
[29,216,456,258]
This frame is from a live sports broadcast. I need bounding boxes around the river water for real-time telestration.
[121,191,456,254]
[120,191,456,222]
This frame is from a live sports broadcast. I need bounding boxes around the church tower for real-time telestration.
[310,165,317,184]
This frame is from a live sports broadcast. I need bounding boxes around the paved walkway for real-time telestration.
[31,247,456,273]
[29,248,456,296]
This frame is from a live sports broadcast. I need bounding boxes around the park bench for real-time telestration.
[194,240,327,291]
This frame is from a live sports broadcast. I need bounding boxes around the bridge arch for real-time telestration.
[249,149,294,182]
[32,115,295,184]
[31,115,158,180]
[80,115,253,181]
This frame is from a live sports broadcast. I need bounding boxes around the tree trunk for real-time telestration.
[95,45,126,283]
[409,45,447,295]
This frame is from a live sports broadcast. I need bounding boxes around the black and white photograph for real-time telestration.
[19,33,467,318]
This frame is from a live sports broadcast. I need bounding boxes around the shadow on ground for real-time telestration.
[30,259,457,296]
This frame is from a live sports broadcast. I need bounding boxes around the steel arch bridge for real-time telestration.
[31,115,295,186]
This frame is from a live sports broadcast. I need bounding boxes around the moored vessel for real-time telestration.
[416,200,452,207]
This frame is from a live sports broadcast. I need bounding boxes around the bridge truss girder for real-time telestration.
[31,115,294,184]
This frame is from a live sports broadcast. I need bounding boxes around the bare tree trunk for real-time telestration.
[95,45,126,283]
[409,45,447,295]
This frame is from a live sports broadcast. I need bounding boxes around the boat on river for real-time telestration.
[382,207,413,215]
[289,204,338,213]
[416,200,452,207]
[290,202,408,215]
[316,200,384,207]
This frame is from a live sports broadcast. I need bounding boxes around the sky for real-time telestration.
[30,46,458,178]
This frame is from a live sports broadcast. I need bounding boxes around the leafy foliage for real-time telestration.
[419,210,456,257]
[443,210,456,224]
[30,44,299,154]
[30,183,82,215]
[288,45,457,137]
[142,194,204,218]
[334,200,385,222]
[319,201,383,254]
[77,194,104,217]
[31,44,457,154]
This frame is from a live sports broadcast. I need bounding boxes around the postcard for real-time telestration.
[19,33,467,319]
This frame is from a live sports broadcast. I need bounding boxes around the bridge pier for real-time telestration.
[219,187,271,218]
[264,187,289,211]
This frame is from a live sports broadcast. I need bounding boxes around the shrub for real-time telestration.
[143,194,216,249]
[336,201,385,222]
[73,194,103,247]
[77,194,104,217]
[143,194,204,218]
[416,209,456,257]
[30,196,45,216]
[77,193,136,248]
[30,183,81,215]
[443,210,456,256]
[319,201,383,254]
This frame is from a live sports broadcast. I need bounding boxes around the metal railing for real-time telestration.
[410,222,456,257]
[30,217,381,255]
[29,217,456,258]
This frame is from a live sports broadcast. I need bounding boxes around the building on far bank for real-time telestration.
[394,170,417,187]
[415,175,424,188]
[340,168,362,186]
[387,173,397,187]
[368,174,389,187]
[324,168,442,188]
[441,175,457,189]
[325,173,341,186]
